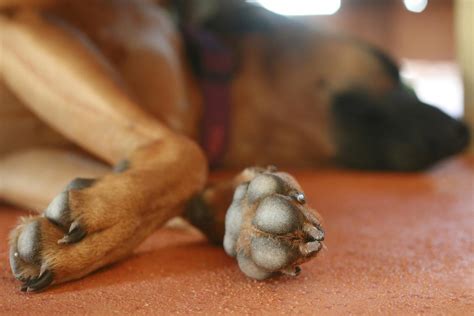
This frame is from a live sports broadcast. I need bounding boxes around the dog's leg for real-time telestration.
[1,11,207,291]
[0,10,168,164]
[0,148,109,211]
[185,167,325,280]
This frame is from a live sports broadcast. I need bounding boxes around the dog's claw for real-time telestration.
[299,241,322,256]
[24,269,54,292]
[58,221,86,244]
[281,265,301,276]
[20,283,28,292]
[304,223,325,241]
[224,170,324,280]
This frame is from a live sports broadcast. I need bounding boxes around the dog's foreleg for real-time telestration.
[1,10,208,291]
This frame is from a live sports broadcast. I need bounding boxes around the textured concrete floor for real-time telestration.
[0,156,473,315]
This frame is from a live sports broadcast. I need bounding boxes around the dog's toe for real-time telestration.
[9,217,52,290]
[44,177,94,244]
[16,220,42,264]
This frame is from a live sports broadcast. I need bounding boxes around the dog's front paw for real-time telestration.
[223,171,324,280]
[9,178,96,292]
[9,176,141,292]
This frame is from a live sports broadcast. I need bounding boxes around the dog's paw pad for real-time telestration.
[236,252,273,280]
[15,220,42,264]
[223,183,248,257]
[9,217,56,292]
[252,195,302,234]
[224,170,324,280]
[250,236,298,271]
[43,177,94,244]
[247,174,285,203]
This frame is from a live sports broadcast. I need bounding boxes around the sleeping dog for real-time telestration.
[0,0,469,292]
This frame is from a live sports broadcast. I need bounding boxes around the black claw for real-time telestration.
[294,266,301,275]
[58,221,86,244]
[25,270,54,292]
[281,265,301,277]
[20,283,28,292]
[20,276,33,292]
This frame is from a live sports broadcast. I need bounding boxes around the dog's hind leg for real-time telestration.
[1,11,207,291]
[0,148,109,211]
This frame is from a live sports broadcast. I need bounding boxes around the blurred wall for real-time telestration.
[455,0,473,151]
[302,0,455,62]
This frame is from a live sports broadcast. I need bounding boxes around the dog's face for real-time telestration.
[229,22,469,170]
[197,3,469,170]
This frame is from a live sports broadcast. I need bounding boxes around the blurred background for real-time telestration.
[250,0,473,149]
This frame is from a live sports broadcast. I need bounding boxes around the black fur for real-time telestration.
[332,89,469,170]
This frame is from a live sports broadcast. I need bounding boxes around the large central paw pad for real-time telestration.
[224,171,324,280]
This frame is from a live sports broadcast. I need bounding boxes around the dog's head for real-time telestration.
[182,0,470,170]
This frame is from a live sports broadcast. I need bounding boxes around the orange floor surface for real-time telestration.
[0,156,473,315]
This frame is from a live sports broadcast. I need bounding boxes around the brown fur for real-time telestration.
[0,0,382,288]
[0,2,212,286]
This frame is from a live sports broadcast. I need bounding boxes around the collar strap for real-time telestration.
[182,27,235,168]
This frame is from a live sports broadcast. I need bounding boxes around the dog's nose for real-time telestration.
[454,122,470,151]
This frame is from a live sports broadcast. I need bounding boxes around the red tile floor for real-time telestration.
[0,156,473,315]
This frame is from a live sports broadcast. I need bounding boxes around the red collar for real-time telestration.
[183,27,235,168]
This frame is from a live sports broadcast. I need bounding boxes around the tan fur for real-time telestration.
[0,0,354,287]
[1,5,209,285]
[0,149,108,210]
[0,81,70,155]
